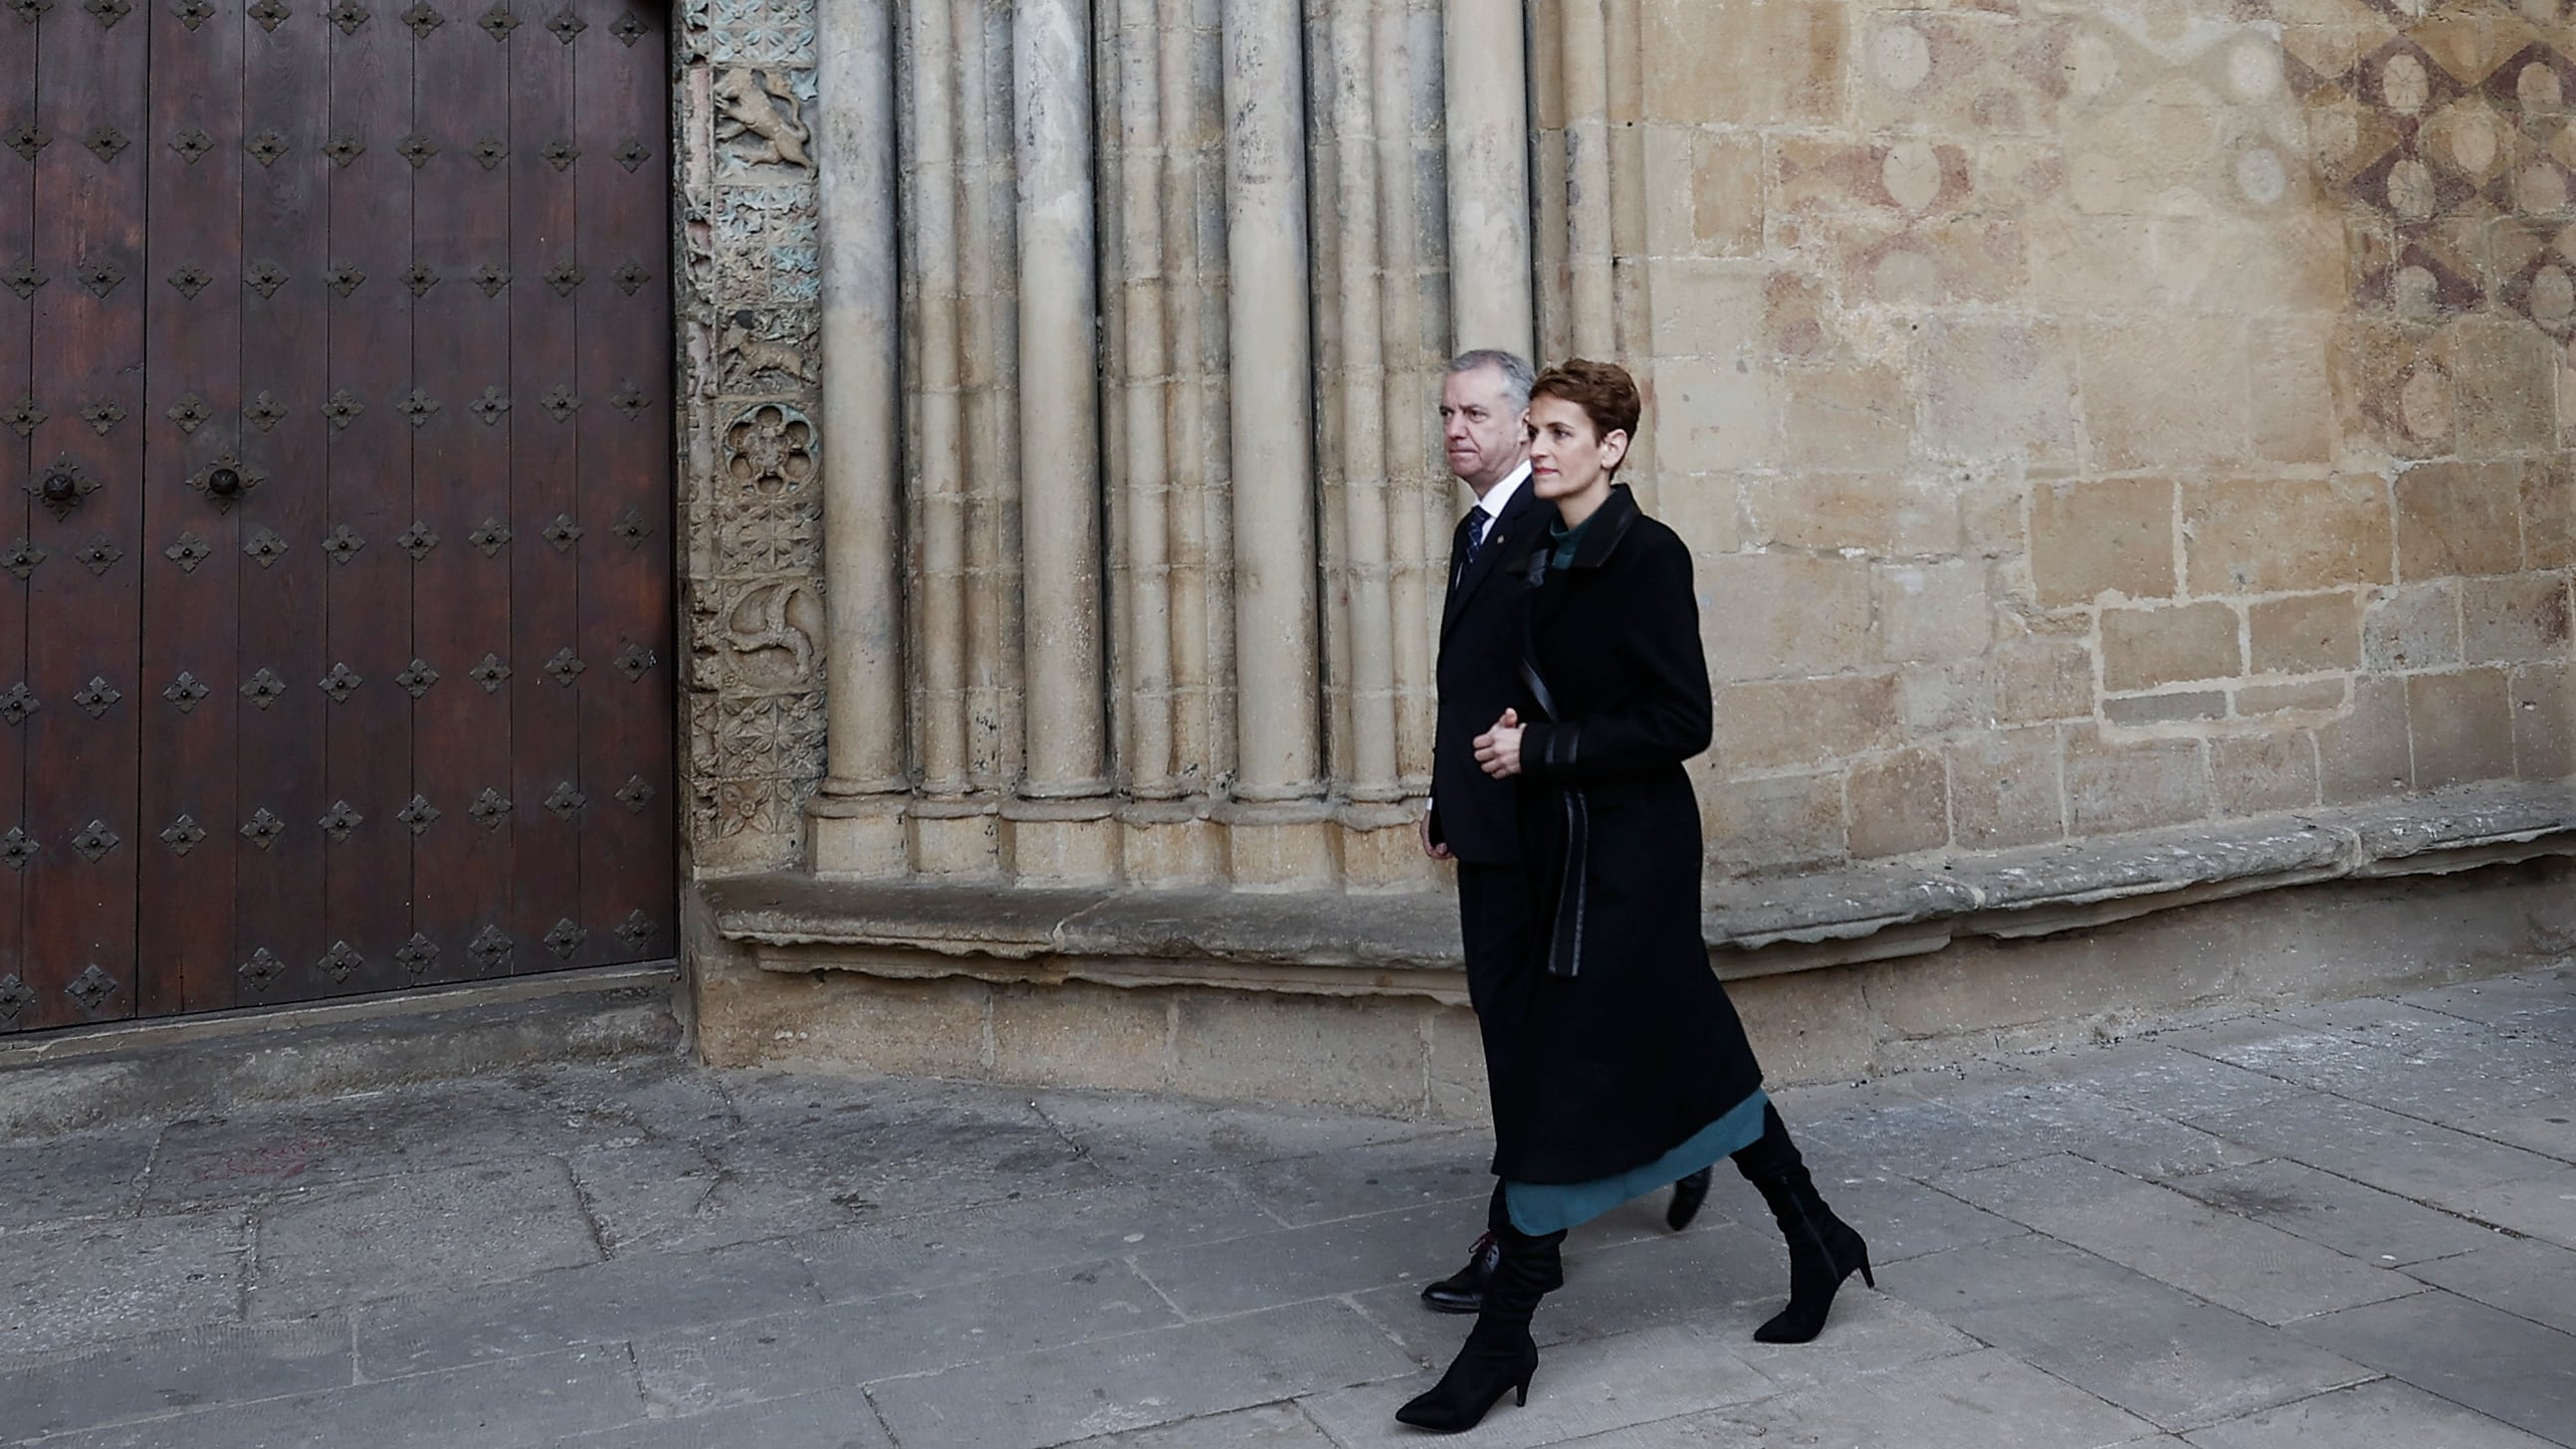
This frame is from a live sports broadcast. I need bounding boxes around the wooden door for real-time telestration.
[0,0,675,1033]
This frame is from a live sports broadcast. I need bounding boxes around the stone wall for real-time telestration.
[670,0,2574,898]
[1532,0,2574,876]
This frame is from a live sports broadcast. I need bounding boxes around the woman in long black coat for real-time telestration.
[1396,360,1873,1433]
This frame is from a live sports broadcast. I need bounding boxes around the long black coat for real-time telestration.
[1485,484,1767,1185]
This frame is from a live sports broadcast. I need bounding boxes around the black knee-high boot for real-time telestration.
[1395,1220,1565,1432]
[1732,1104,1872,1344]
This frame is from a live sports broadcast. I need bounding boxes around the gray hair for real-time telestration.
[1446,349,1534,415]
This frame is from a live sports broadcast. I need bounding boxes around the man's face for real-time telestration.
[1439,364,1526,495]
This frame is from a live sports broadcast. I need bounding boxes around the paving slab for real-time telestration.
[1940,1154,2417,1324]
[2183,1377,2567,1449]
[249,1156,601,1318]
[1026,1091,1452,1179]
[0,1314,347,1445]
[0,1210,248,1358]
[2293,1291,2576,1448]
[2399,1237,2576,1337]
[1789,1166,2026,1264]
[1883,1234,2378,1430]
[1057,1401,1337,1448]
[866,1299,1417,1449]
[1219,1132,1504,1228]
[2441,1167,2576,1248]
[141,1105,412,1209]
[2180,1090,2564,1203]
[1686,1345,2158,1449]
[1931,1081,2268,1180]
[32,1343,642,1449]
[548,1387,893,1448]
[630,1260,1180,1416]
[354,1239,820,1378]
[0,1129,155,1228]
[2165,1157,2512,1266]
[793,1175,1281,1305]
[1298,1322,1777,1449]
[1133,1205,1494,1319]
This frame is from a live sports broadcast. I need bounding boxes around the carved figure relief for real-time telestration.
[723,577,823,691]
[712,67,811,169]
[721,308,817,389]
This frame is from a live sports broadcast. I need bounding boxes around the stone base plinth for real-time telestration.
[722,783,2576,1117]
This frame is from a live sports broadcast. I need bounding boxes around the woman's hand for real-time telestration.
[1473,709,1524,779]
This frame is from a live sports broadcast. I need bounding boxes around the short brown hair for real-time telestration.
[1528,359,1642,468]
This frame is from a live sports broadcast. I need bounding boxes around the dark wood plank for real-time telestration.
[137,0,247,1018]
[316,0,419,997]
[0,0,36,1030]
[507,4,585,970]
[21,0,149,1029]
[570,0,674,966]
[406,0,519,983]
[231,0,334,1007]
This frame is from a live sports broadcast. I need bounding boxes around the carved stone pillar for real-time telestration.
[806,0,909,876]
[1443,0,1534,360]
[1220,0,1331,884]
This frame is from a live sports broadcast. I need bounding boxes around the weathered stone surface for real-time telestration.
[2185,477,2392,595]
[2292,1293,2576,1446]
[2032,480,2177,606]
[2250,591,2364,675]
[2102,601,2243,691]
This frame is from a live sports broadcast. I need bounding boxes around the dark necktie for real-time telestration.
[1464,509,1492,564]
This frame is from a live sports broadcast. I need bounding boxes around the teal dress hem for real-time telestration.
[1503,1089,1771,1236]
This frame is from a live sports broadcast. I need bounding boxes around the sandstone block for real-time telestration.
[2065,78,2228,217]
[2525,457,2573,570]
[2511,663,2574,780]
[1655,356,1780,472]
[2032,479,2176,605]
[1920,317,2079,469]
[993,983,1171,1093]
[1725,968,1881,1086]
[2211,732,2321,815]
[2064,728,2209,836]
[2248,315,2339,465]
[1948,726,2064,849]
[2408,668,2515,789]
[2100,601,2243,692]
[710,970,990,1078]
[1897,660,1994,738]
[2396,460,2524,579]
[1875,560,1993,663]
[1701,551,1873,681]
[1644,0,1846,126]
[1846,746,1950,858]
[2080,318,2250,470]
[2250,591,2365,675]
[2184,476,2394,594]
[1709,771,1847,874]
[1647,258,1767,359]
[2363,582,2462,671]
[1715,672,1902,772]
[1844,217,2025,306]
[1855,13,2069,135]
[2444,318,2559,454]
[1994,638,2094,722]
[1171,992,1426,1118]
[2103,691,2228,725]
[1764,271,1837,360]
[2460,572,2573,665]
[1426,1004,1492,1124]
[2237,679,2348,716]
[2317,675,2413,805]
[1743,473,1960,557]
[2333,317,2453,459]
[1782,364,1912,471]
[1655,473,1744,555]
[1693,131,1767,257]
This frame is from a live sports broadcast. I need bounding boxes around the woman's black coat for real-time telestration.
[1480,483,1767,1185]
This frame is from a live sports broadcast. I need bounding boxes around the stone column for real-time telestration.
[1221,0,1329,882]
[807,0,909,875]
[1443,0,1533,359]
[1557,0,1615,357]
[1329,0,1399,805]
[1115,0,1178,799]
[909,0,971,799]
[1005,0,1116,881]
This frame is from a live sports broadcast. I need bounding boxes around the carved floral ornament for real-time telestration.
[723,402,815,496]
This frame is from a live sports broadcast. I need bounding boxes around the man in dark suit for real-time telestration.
[1417,350,1711,1315]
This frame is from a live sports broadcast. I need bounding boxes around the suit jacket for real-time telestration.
[1429,475,1551,864]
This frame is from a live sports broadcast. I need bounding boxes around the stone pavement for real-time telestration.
[4,966,2573,1449]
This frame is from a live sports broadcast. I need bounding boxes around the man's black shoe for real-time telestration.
[1419,1231,1500,1314]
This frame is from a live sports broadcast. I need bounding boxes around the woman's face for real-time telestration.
[1526,394,1628,512]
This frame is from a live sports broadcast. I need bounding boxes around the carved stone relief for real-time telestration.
[712,186,819,305]
[720,308,818,391]
[711,67,815,176]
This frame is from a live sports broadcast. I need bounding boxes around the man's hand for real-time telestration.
[1418,807,1452,861]
[1473,709,1524,779]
